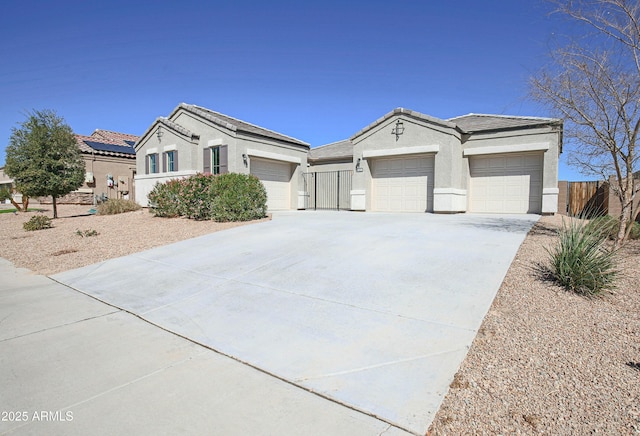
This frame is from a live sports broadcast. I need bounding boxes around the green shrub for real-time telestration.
[96,199,141,215]
[180,173,217,220]
[148,173,267,222]
[547,217,618,296]
[587,215,640,240]
[148,179,183,218]
[209,173,267,222]
[23,215,53,231]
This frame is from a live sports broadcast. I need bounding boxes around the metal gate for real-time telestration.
[302,170,352,210]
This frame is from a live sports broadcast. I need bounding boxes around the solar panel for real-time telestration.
[124,140,136,146]
[83,140,135,155]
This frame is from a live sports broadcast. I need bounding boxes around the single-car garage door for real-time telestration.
[250,158,292,210]
[469,152,543,214]
[372,155,434,212]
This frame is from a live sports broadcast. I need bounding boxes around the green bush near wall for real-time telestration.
[148,173,267,222]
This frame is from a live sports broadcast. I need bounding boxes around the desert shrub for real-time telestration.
[547,217,618,296]
[148,173,267,222]
[148,179,183,218]
[179,173,217,220]
[97,198,141,215]
[587,215,640,240]
[76,229,99,237]
[23,215,52,231]
[209,173,267,222]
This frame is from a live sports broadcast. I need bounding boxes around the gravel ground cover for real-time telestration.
[0,204,268,276]
[1,206,638,434]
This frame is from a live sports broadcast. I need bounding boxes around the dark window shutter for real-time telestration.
[219,145,228,174]
[173,151,178,171]
[203,148,211,174]
[162,152,167,173]
[145,155,149,174]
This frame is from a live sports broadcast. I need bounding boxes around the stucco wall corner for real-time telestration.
[542,187,559,214]
[433,188,467,213]
[350,189,366,211]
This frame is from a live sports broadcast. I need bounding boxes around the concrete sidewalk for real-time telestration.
[0,258,410,435]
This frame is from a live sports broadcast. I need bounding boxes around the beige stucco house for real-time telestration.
[134,103,310,209]
[309,108,562,214]
[3,130,138,205]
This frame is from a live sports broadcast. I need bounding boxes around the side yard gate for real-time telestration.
[302,170,352,211]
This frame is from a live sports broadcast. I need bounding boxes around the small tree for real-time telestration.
[4,110,84,218]
[531,0,640,247]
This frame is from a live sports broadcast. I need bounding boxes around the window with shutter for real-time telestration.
[205,145,228,174]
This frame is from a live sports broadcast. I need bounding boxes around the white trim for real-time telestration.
[362,145,440,159]
[543,187,560,194]
[433,188,467,195]
[463,142,549,156]
[146,147,158,155]
[247,148,301,164]
[135,170,197,181]
[208,138,223,147]
[163,144,177,152]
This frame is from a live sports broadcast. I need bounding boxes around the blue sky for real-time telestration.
[0,0,593,180]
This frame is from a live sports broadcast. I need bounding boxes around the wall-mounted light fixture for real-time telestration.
[355,157,363,172]
[156,126,163,141]
[391,119,404,141]
[242,153,248,167]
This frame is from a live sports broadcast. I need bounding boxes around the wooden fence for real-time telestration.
[559,181,608,217]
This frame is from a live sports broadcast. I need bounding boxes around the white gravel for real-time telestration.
[2,207,638,434]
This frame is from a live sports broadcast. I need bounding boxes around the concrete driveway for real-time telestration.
[52,211,537,434]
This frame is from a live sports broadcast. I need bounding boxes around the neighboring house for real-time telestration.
[0,167,13,191]
[40,130,138,204]
[0,167,15,204]
[309,108,563,214]
[134,103,310,209]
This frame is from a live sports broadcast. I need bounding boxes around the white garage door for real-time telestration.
[372,155,434,212]
[469,153,543,214]
[250,158,292,210]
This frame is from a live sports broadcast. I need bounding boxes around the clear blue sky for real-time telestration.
[0,0,592,181]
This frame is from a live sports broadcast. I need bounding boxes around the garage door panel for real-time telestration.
[469,153,543,214]
[372,156,434,212]
[250,158,292,211]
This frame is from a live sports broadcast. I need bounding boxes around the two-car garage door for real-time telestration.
[372,156,434,212]
[250,158,292,210]
[469,153,543,214]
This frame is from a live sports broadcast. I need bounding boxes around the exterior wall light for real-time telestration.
[242,153,248,167]
[392,119,404,141]
[355,157,363,172]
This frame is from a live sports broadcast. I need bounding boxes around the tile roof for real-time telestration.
[351,108,457,141]
[157,117,198,139]
[75,131,138,158]
[449,114,562,133]
[180,104,310,148]
[92,129,140,143]
[309,139,353,161]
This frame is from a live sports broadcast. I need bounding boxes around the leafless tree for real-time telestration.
[531,0,640,246]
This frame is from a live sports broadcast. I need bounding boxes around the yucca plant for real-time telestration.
[547,217,619,296]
